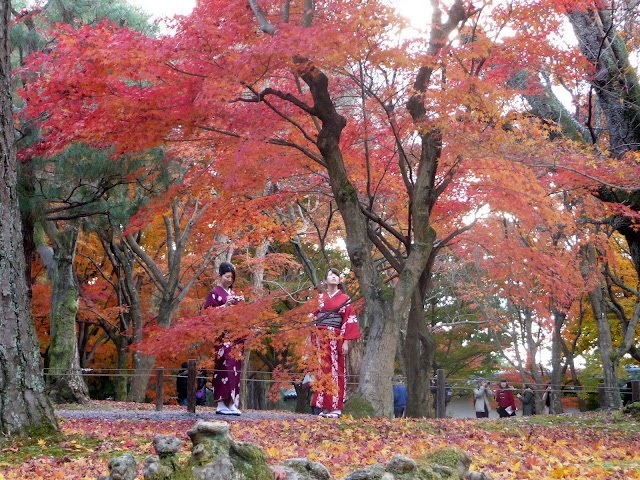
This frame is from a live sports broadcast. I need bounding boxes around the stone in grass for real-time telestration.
[187,421,275,480]
[276,458,333,480]
[97,422,492,480]
[97,453,138,480]
[421,448,491,480]
[143,435,183,480]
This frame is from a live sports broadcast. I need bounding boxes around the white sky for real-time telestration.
[130,0,428,25]
[130,0,195,19]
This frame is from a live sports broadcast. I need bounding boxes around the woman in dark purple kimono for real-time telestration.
[204,261,245,416]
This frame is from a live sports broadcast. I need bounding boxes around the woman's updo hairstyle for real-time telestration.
[219,261,236,286]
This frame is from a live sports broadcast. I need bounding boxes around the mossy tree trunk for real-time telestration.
[0,0,58,434]
[405,271,436,418]
[45,222,90,404]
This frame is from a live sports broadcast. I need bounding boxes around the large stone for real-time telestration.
[279,458,333,480]
[187,421,274,480]
[143,434,183,480]
[154,435,182,457]
[422,448,472,478]
[97,453,138,480]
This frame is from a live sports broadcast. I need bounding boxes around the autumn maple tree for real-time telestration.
[19,0,640,416]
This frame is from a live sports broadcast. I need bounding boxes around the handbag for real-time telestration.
[195,386,205,400]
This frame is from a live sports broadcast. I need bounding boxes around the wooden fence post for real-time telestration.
[631,380,640,404]
[155,367,164,411]
[436,369,446,419]
[597,383,606,409]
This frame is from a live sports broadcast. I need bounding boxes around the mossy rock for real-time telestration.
[420,448,471,479]
[342,393,376,419]
[231,441,274,480]
[622,401,640,418]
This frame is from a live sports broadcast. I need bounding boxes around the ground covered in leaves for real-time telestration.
[0,401,638,479]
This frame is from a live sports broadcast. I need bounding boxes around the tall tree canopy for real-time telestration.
[20,0,640,415]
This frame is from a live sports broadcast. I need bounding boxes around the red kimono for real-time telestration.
[311,291,361,411]
[204,286,243,405]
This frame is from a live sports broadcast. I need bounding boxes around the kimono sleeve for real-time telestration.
[341,303,361,341]
[204,287,225,309]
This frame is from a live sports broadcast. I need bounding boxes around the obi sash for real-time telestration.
[315,311,343,329]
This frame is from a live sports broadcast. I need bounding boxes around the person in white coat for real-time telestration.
[473,380,494,418]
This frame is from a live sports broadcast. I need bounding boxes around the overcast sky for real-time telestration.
[129,0,428,27]
[130,0,195,19]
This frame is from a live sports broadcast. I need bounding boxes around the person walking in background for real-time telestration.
[542,383,552,414]
[518,384,536,416]
[176,361,189,407]
[204,261,245,416]
[473,380,494,418]
[311,268,361,419]
[195,369,208,406]
[495,379,517,418]
[393,376,408,418]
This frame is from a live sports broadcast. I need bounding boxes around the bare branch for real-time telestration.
[248,0,275,34]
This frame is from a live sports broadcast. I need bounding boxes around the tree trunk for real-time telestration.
[404,290,435,418]
[405,270,435,418]
[299,61,438,417]
[241,238,270,409]
[567,6,640,277]
[562,341,587,412]
[0,0,58,433]
[46,223,90,404]
[549,308,565,414]
[127,352,156,403]
[113,336,129,401]
[111,234,140,401]
[125,201,215,402]
[581,245,622,409]
[354,297,398,416]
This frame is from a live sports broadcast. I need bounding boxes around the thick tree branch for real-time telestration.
[248,0,275,34]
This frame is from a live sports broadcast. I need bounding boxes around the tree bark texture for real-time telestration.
[110,235,140,400]
[549,308,565,414]
[581,245,622,409]
[0,0,58,434]
[126,352,156,403]
[46,223,89,404]
[404,270,435,418]
[568,6,640,276]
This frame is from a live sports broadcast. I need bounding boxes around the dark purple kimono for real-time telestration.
[204,286,243,405]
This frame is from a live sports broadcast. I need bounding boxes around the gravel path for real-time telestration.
[55,406,314,423]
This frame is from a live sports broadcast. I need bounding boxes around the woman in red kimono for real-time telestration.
[204,262,245,416]
[311,268,361,418]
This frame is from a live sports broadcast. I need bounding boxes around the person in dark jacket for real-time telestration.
[518,384,535,416]
[176,362,189,407]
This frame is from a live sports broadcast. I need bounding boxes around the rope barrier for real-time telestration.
[40,369,635,395]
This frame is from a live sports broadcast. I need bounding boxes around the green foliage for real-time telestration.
[0,431,98,464]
